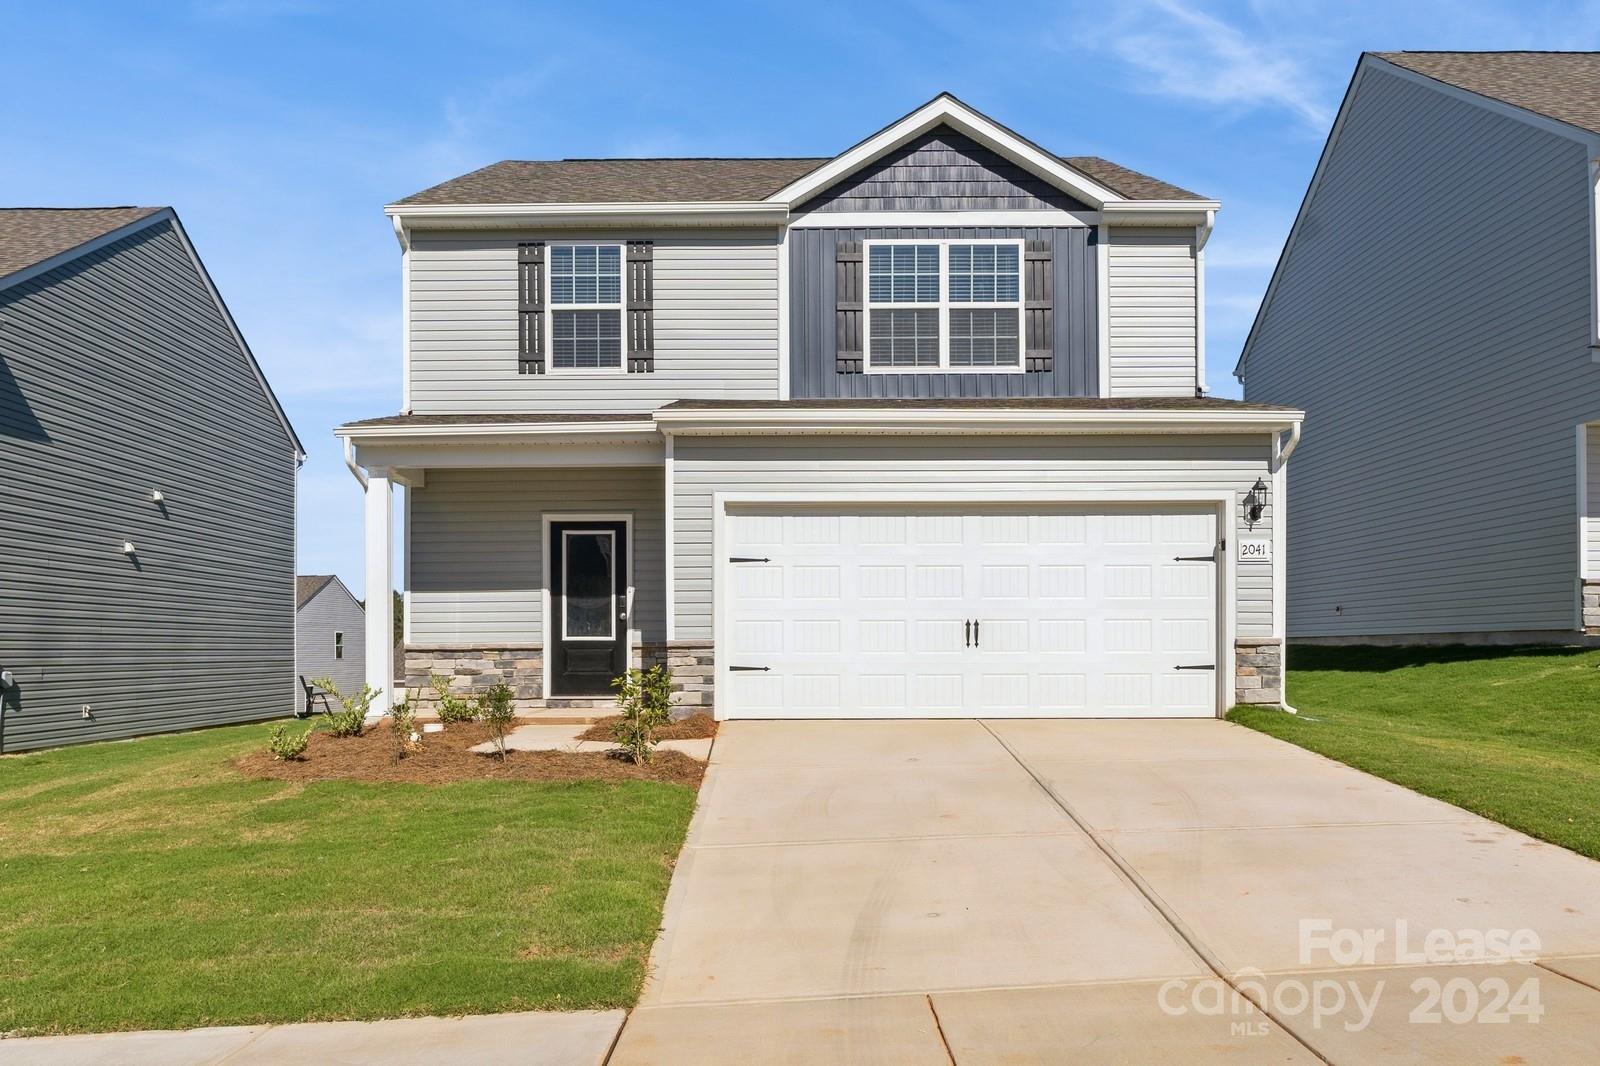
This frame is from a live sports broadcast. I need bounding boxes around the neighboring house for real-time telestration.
[0,208,302,752]
[296,575,365,696]
[1238,52,1600,643]
[339,93,1304,720]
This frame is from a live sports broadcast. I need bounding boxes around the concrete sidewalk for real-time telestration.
[612,718,1600,1064]
[0,1010,624,1066]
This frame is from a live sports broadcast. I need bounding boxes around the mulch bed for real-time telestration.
[576,712,718,743]
[235,719,704,787]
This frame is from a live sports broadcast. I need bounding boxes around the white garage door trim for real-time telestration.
[712,490,1236,720]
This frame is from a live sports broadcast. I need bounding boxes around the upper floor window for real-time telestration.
[864,240,1023,373]
[548,244,623,371]
[334,631,344,660]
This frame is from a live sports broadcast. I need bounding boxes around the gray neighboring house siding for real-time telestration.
[1238,63,1599,638]
[296,578,365,695]
[0,214,300,751]
[787,225,1099,398]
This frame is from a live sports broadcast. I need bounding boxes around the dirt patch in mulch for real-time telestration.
[234,719,704,787]
[576,712,719,743]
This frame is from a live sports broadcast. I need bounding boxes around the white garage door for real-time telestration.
[721,505,1219,719]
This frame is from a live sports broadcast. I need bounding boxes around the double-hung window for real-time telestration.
[864,239,1025,372]
[548,243,623,371]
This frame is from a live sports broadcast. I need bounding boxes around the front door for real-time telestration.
[550,521,628,696]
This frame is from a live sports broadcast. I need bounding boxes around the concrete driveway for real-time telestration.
[613,719,1600,1064]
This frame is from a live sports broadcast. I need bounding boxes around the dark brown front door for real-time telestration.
[550,521,627,696]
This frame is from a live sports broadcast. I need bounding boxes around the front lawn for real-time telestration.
[1229,644,1600,860]
[0,720,696,1035]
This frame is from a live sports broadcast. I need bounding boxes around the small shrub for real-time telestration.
[610,665,674,765]
[314,678,380,738]
[389,699,421,761]
[478,682,516,759]
[430,673,477,723]
[267,722,311,761]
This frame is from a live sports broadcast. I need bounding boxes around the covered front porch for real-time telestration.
[336,414,698,716]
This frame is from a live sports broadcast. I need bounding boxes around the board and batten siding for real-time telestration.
[408,466,665,646]
[787,226,1099,398]
[669,434,1275,641]
[0,220,297,752]
[1107,227,1198,398]
[296,581,365,695]
[408,230,778,413]
[1240,66,1599,637]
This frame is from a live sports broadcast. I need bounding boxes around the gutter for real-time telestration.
[343,435,367,490]
[1271,419,1303,715]
[653,406,1304,436]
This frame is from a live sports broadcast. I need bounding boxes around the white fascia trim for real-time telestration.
[790,210,1097,229]
[1099,201,1220,226]
[766,95,1124,210]
[385,201,789,229]
[336,420,658,441]
[654,407,1303,436]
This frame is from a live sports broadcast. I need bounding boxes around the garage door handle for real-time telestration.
[964,620,971,647]
[729,665,770,672]
[1175,664,1216,671]
[973,621,980,647]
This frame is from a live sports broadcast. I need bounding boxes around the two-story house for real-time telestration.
[1239,53,1600,644]
[339,94,1304,720]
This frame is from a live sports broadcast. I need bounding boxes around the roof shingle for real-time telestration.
[296,575,335,609]
[1375,51,1600,136]
[392,152,1206,207]
[0,207,162,283]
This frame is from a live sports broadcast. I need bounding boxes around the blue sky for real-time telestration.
[5,0,1597,597]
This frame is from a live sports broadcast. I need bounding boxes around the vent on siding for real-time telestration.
[1025,239,1052,373]
[627,241,654,373]
[835,240,863,374]
[517,241,545,374]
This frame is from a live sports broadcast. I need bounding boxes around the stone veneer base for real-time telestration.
[1234,638,1283,706]
[402,641,714,718]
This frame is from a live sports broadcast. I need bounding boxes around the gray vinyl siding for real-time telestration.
[795,126,1090,213]
[0,220,297,752]
[1588,427,1600,576]
[1240,66,1599,636]
[408,230,778,413]
[408,466,665,646]
[296,581,365,695]
[669,434,1275,640]
[787,226,1098,397]
[1107,228,1198,397]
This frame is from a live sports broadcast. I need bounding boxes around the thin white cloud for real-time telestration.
[1101,0,1333,128]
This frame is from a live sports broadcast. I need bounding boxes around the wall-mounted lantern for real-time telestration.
[1243,478,1268,529]
[121,541,137,555]
[150,490,164,503]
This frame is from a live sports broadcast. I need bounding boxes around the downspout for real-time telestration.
[343,435,368,490]
[1271,421,1302,713]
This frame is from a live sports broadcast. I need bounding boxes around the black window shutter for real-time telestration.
[517,242,545,374]
[835,240,863,374]
[1025,239,1052,373]
[627,241,654,373]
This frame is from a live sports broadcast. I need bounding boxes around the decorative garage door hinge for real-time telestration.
[729,665,771,672]
[1175,664,1217,671]
[729,556,770,563]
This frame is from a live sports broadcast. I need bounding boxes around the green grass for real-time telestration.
[0,721,697,1035]
[1228,644,1600,861]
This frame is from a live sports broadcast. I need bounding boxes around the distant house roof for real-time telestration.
[394,153,1203,207]
[1375,51,1600,136]
[0,207,162,283]
[296,575,336,609]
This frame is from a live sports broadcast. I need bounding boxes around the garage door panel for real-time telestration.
[723,506,1218,719]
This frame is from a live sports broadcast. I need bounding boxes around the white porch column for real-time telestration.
[364,468,394,715]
